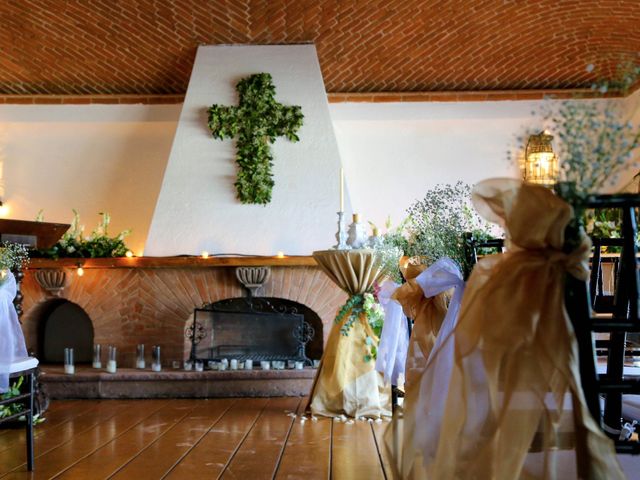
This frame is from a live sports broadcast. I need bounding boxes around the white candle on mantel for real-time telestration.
[340,167,344,212]
[106,360,117,374]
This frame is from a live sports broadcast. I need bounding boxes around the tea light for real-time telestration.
[151,346,161,372]
[201,250,209,259]
[136,344,146,369]
[230,359,238,370]
[276,251,285,259]
[184,360,193,371]
[260,361,271,370]
[107,346,117,373]
[64,347,75,375]
[92,344,102,369]
[245,359,253,370]
[195,360,204,372]
[295,361,304,370]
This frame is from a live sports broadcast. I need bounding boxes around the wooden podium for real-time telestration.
[0,219,69,249]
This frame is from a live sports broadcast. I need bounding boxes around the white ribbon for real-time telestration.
[375,280,409,385]
[0,271,28,392]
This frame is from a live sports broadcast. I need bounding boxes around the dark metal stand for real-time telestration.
[0,368,36,471]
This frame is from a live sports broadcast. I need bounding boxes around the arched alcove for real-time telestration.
[36,299,94,363]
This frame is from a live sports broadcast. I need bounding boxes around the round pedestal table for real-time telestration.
[308,249,392,418]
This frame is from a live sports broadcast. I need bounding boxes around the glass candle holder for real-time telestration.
[245,359,253,370]
[230,359,238,370]
[295,361,304,370]
[195,360,204,372]
[152,345,161,372]
[260,361,271,370]
[184,360,193,371]
[107,346,117,373]
[136,344,146,369]
[64,347,75,375]
[92,344,102,369]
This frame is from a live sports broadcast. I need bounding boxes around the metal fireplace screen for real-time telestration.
[188,299,313,363]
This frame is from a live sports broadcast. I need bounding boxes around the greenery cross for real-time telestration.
[207,73,304,205]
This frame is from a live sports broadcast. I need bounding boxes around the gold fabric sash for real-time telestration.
[421,179,623,479]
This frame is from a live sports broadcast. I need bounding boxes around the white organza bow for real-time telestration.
[410,258,487,462]
[375,280,410,385]
[0,271,28,392]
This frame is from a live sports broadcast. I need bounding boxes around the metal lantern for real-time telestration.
[524,131,558,186]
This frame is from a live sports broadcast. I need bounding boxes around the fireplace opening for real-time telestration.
[37,299,94,363]
[187,297,322,365]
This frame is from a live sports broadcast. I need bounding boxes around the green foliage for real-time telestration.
[0,376,24,419]
[207,73,304,205]
[335,293,384,362]
[33,210,131,259]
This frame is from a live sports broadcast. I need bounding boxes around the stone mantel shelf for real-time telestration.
[26,255,317,270]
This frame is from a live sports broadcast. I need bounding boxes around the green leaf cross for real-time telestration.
[207,73,304,205]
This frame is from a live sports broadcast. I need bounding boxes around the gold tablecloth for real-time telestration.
[308,249,392,418]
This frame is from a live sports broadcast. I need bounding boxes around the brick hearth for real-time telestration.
[21,257,347,370]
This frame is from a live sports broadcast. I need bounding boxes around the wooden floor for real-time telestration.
[0,398,392,479]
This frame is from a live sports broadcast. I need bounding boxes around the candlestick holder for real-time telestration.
[152,345,162,372]
[92,344,102,369]
[136,344,146,369]
[334,211,349,250]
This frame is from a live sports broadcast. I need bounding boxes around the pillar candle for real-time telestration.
[340,167,344,212]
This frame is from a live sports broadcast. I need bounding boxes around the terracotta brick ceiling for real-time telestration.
[0,0,639,96]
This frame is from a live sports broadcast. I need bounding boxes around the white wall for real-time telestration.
[145,45,345,256]
[0,105,180,255]
[0,86,637,256]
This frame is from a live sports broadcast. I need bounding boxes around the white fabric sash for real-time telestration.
[375,280,409,385]
[410,258,484,460]
[0,271,28,392]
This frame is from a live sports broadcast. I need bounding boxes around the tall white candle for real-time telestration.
[340,167,344,212]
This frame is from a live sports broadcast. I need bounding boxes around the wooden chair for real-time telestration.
[0,357,39,470]
[565,194,640,454]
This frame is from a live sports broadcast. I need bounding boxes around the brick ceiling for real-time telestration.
[1,0,639,96]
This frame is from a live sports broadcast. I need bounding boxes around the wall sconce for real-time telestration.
[524,131,558,186]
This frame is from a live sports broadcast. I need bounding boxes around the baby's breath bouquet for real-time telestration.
[405,182,497,276]
[547,62,640,205]
[0,242,29,272]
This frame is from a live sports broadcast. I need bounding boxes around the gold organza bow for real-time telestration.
[393,260,448,390]
[420,179,623,479]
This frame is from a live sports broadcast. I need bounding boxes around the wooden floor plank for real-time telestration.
[1,400,168,479]
[220,397,301,480]
[371,420,393,480]
[275,401,331,480]
[0,401,99,453]
[164,397,269,479]
[108,399,235,480]
[54,400,197,480]
[332,419,386,480]
[0,400,137,476]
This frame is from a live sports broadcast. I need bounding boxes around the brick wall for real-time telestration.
[21,266,347,366]
[0,0,638,96]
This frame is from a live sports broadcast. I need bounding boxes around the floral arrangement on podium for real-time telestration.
[33,210,131,259]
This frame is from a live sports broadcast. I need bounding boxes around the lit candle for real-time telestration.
[125,250,134,258]
[201,251,209,259]
[276,251,285,259]
[77,266,84,277]
[340,167,344,212]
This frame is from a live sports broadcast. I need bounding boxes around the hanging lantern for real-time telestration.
[524,131,558,186]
